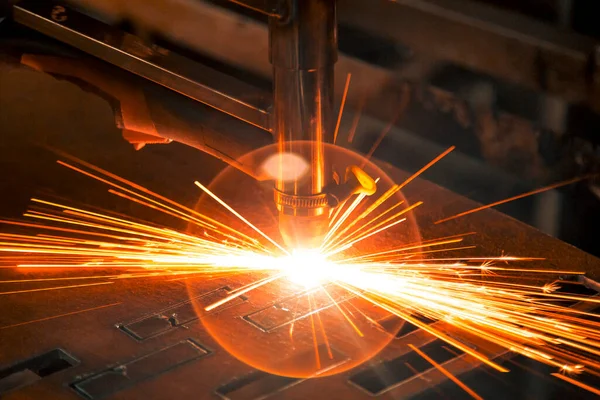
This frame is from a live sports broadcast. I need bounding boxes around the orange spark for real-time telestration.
[0,302,121,331]
[309,295,322,370]
[329,147,454,250]
[346,94,366,144]
[195,181,289,255]
[408,344,484,400]
[314,294,334,359]
[552,373,600,396]
[362,85,411,164]
[333,73,352,145]
[321,285,364,337]
[435,175,593,224]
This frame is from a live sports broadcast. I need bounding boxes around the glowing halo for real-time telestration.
[187,142,421,378]
[261,151,310,182]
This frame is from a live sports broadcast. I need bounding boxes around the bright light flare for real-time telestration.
[281,250,336,289]
[261,152,309,182]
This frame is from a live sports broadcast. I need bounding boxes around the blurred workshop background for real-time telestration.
[16,0,599,256]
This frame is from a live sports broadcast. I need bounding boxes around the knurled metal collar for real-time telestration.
[273,190,329,210]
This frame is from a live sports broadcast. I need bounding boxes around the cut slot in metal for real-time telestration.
[378,314,437,339]
[71,339,210,399]
[0,349,78,395]
[216,344,349,400]
[118,286,247,340]
[215,371,300,400]
[348,339,464,396]
[243,284,354,332]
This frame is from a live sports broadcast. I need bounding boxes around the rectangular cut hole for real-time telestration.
[0,349,78,395]
[215,372,300,400]
[378,314,437,339]
[119,286,247,340]
[348,340,463,396]
[71,339,209,399]
[119,316,172,341]
[295,344,350,376]
[244,284,354,332]
[216,344,349,400]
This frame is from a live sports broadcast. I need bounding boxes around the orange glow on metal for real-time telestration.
[0,152,598,395]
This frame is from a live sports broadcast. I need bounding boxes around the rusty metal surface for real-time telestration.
[1,57,600,399]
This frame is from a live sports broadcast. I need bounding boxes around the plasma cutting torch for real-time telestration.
[270,0,374,248]
[6,0,375,250]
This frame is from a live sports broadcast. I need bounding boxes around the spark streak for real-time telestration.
[408,344,483,400]
[0,302,121,331]
[435,175,593,224]
[333,73,352,145]
[323,147,454,251]
[195,181,289,255]
[552,373,600,396]
[0,281,113,296]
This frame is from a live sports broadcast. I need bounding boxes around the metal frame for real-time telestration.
[13,0,273,131]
